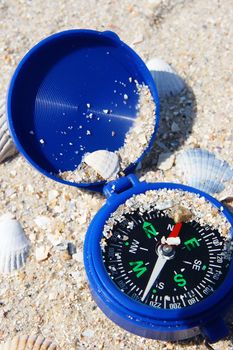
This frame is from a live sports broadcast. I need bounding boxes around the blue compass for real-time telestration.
[84,177,233,342]
[7,29,233,344]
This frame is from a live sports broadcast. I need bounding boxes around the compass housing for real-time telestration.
[84,175,233,342]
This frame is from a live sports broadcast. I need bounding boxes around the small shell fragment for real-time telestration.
[0,214,30,274]
[84,150,120,180]
[35,246,50,262]
[157,152,175,171]
[172,206,193,223]
[146,58,185,98]
[0,334,58,349]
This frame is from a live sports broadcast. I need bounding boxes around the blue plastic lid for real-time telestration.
[7,29,160,192]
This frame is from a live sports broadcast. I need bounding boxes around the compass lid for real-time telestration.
[7,29,159,192]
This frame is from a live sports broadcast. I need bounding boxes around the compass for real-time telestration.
[84,177,233,342]
[7,29,233,345]
[102,210,230,310]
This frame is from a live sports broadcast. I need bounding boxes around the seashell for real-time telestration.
[146,58,185,98]
[0,334,58,349]
[176,148,233,195]
[0,214,30,274]
[84,150,120,180]
[0,99,18,163]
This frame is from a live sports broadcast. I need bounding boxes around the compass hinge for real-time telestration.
[103,174,140,198]
[201,317,228,343]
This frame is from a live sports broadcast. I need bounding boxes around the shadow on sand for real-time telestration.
[137,80,197,177]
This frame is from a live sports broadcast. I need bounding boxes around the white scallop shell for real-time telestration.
[176,148,233,194]
[0,99,18,163]
[84,150,120,180]
[0,214,30,274]
[0,335,58,350]
[146,58,185,98]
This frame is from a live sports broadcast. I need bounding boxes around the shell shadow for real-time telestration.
[174,335,213,349]
[219,306,233,348]
[137,80,197,175]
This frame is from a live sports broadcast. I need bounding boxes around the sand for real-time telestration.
[1,0,233,349]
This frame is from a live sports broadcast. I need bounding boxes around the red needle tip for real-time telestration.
[168,222,183,238]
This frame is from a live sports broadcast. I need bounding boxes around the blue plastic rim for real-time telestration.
[84,178,233,340]
[7,29,160,192]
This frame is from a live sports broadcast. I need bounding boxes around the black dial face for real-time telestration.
[101,209,232,309]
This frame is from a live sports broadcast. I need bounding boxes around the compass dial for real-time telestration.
[102,209,232,309]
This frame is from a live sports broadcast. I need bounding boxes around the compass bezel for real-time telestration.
[84,179,233,339]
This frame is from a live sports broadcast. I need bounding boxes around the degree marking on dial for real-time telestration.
[129,215,139,225]
[117,228,129,235]
[204,277,215,285]
[194,288,203,298]
[183,260,192,265]
[129,285,136,293]
[164,295,170,308]
[203,232,215,239]
[209,264,222,268]
[139,247,149,251]
[181,296,186,307]
[115,273,126,280]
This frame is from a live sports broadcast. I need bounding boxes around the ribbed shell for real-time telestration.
[0,335,58,350]
[0,214,30,274]
[0,99,17,163]
[176,148,233,194]
[84,150,120,180]
[146,58,185,98]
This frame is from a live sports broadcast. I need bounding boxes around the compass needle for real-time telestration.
[141,254,167,302]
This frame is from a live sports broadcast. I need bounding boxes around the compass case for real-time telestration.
[7,29,159,192]
[84,176,233,342]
